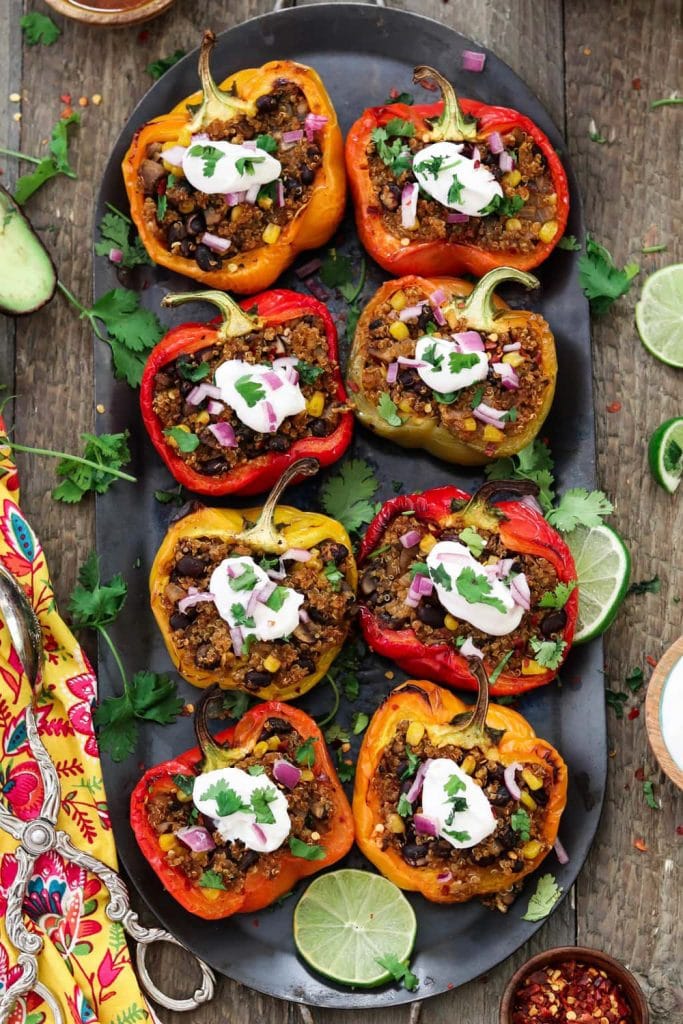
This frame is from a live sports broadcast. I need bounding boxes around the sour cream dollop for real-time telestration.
[193,766,290,853]
[414,335,489,395]
[426,541,526,635]
[210,555,304,641]
[214,359,306,434]
[412,141,503,217]
[421,758,496,850]
[182,140,281,195]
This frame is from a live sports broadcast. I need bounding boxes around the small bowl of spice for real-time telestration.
[499,946,649,1024]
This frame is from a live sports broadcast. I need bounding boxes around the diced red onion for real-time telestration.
[462,49,486,72]
[503,341,521,353]
[284,366,299,385]
[432,304,447,327]
[273,356,298,370]
[400,529,422,548]
[406,759,432,803]
[201,231,231,254]
[503,762,522,800]
[417,574,433,597]
[227,564,237,578]
[446,212,469,224]
[460,637,484,660]
[252,823,267,845]
[266,560,286,581]
[429,288,447,306]
[208,421,237,448]
[109,247,123,264]
[283,548,312,562]
[477,402,506,420]
[399,302,427,321]
[401,182,418,229]
[386,362,399,384]
[495,558,515,579]
[492,361,520,390]
[487,131,504,154]
[178,588,215,614]
[273,759,301,789]
[434,549,462,563]
[510,573,531,611]
[262,370,284,391]
[520,494,543,515]
[191,133,210,143]
[298,608,310,623]
[162,145,187,166]
[499,151,514,173]
[452,330,485,353]
[282,128,304,144]
[264,400,277,432]
[473,407,507,428]
[276,180,285,208]
[405,575,425,608]
[436,869,453,883]
[246,581,275,616]
[304,113,329,141]
[226,191,246,207]
[242,140,257,150]
[230,625,244,656]
[413,813,438,836]
[245,184,260,204]
[472,146,481,164]
[176,826,215,852]
[554,837,570,865]
[397,356,427,368]
[295,257,323,279]
[207,400,224,416]
[187,382,222,406]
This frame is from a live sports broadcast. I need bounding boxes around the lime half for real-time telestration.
[293,869,417,988]
[648,417,683,493]
[565,523,631,643]
[635,263,683,368]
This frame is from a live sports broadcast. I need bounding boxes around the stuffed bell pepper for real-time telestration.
[353,671,567,911]
[131,689,354,919]
[346,65,569,278]
[356,480,578,696]
[123,30,346,294]
[141,289,353,496]
[346,266,556,463]
[150,459,358,698]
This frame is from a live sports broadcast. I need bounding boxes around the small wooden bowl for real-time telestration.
[44,0,175,27]
[645,636,683,790]
[499,946,649,1024]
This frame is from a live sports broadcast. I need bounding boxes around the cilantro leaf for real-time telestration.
[558,234,581,251]
[396,792,413,817]
[188,144,226,177]
[93,671,183,761]
[521,873,563,922]
[386,91,414,105]
[443,827,471,842]
[230,563,258,592]
[625,667,644,692]
[295,360,324,385]
[128,670,183,723]
[458,526,486,557]
[489,650,514,684]
[376,953,419,991]
[410,562,429,580]
[352,711,369,735]
[231,603,255,628]
[265,586,288,611]
[164,427,200,453]
[68,552,127,629]
[643,779,660,810]
[529,636,567,669]
[538,580,577,609]
[146,48,185,80]
[20,12,60,45]
[606,689,627,718]
[430,562,453,591]
[52,432,132,503]
[323,561,344,591]
[251,787,277,824]
[95,208,152,269]
[14,113,80,204]
[627,576,660,596]
[176,355,210,382]
[85,287,164,388]
[510,808,531,841]
[384,117,415,138]
[479,193,525,217]
[484,440,555,512]
[235,154,266,176]
[578,235,639,314]
[447,172,465,205]
[220,691,252,720]
[234,374,266,407]
[378,393,403,427]
[444,774,466,798]
[173,773,195,797]
[320,249,354,290]
[289,836,326,860]
[401,751,421,780]
[255,133,278,154]
[546,488,613,532]
[92,697,138,761]
[371,125,414,177]
[456,566,506,613]
[248,764,265,776]
[198,870,227,890]
[201,779,250,817]
[449,351,479,373]
[295,737,317,767]
[320,459,380,534]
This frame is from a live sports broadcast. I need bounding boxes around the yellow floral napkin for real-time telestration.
[0,419,151,1024]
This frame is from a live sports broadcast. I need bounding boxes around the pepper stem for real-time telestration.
[463,658,491,733]
[237,458,320,554]
[413,65,478,142]
[187,30,256,134]
[161,290,261,339]
[460,478,541,530]
[194,686,239,772]
[458,267,539,331]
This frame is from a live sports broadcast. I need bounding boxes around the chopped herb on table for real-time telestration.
[521,872,563,922]
[2,113,80,205]
[146,48,186,80]
[578,235,639,315]
[627,575,660,596]
[546,488,613,532]
[643,779,661,810]
[96,204,152,269]
[321,458,380,534]
[319,248,367,340]
[625,667,644,692]
[375,953,419,991]
[20,12,61,45]
[605,689,628,718]
[557,234,581,251]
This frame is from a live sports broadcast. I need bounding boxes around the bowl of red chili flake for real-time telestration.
[499,947,649,1024]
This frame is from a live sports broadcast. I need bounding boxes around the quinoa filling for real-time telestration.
[368,127,558,252]
[153,314,342,475]
[360,510,569,675]
[146,717,335,892]
[164,535,355,694]
[140,80,322,269]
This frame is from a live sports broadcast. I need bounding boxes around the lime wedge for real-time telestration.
[293,869,417,988]
[565,523,631,643]
[648,417,683,493]
[635,263,683,368]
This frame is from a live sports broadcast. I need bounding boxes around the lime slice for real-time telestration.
[648,417,683,493]
[293,869,417,988]
[565,523,631,643]
[635,263,683,368]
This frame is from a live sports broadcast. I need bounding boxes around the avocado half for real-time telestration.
[0,185,57,315]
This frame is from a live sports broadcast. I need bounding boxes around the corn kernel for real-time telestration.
[444,614,459,631]
[398,397,413,413]
[267,735,281,750]
[502,169,522,187]
[388,813,406,833]
[462,416,477,432]
[522,840,542,859]
[177,128,192,147]
[253,740,269,758]
[262,222,281,244]
[502,352,524,368]
[175,788,193,803]
[483,425,504,443]
[195,411,210,426]
[162,160,183,176]
[406,721,425,746]
[201,887,222,900]
[505,218,522,233]
[389,320,409,342]
[166,423,190,449]
[522,658,547,676]
[258,196,274,211]
[231,206,243,223]
[461,755,476,775]
[522,768,543,790]
[305,391,325,417]
[390,289,407,311]
[539,219,558,243]
[520,791,537,811]
[158,833,177,851]
[419,533,437,554]
[300,769,314,782]
[263,655,281,673]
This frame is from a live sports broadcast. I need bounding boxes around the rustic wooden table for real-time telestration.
[1,0,681,1021]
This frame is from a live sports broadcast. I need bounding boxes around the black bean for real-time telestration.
[255,93,278,113]
[263,716,293,734]
[238,849,259,871]
[196,346,217,362]
[185,211,206,236]
[511,859,525,873]
[401,843,428,866]
[195,245,222,272]
[307,144,321,161]
[497,824,518,851]
[195,643,220,669]
[179,238,196,258]
[379,183,401,211]
[417,307,436,332]
[267,434,290,452]
[310,418,330,437]
[398,368,430,398]
[201,457,229,476]
[167,220,186,245]
[307,606,328,625]
[244,670,272,690]
[360,571,380,596]
[169,611,191,630]
[282,176,303,199]
[329,542,349,566]
[540,608,567,637]
[369,318,383,330]
[378,611,409,630]
[489,785,511,807]
[300,165,315,185]
[416,604,446,628]
[176,555,205,577]
[533,786,548,806]
[298,655,316,674]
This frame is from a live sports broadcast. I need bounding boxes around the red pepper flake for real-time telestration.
[60,93,71,104]
[646,655,657,668]
[137,29,150,44]
[632,77,642,90]
[606,401,622,413]
[634,766,645,781]
[677,825,683,835]
[628,707,640,720]
[512,959,635,1023]
[633,837,648,852]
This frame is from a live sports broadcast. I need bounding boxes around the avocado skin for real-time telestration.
[0,185,57,316]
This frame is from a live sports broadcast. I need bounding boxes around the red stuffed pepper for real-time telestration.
[130,689,354,919]
[141,288,353,496]
[356,480,578,696]
[346,65,569,278]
